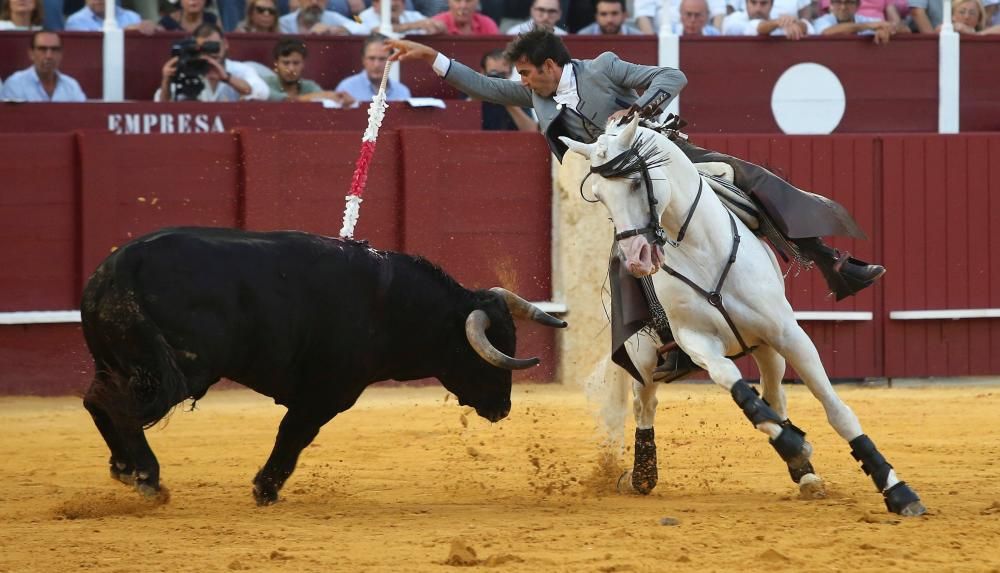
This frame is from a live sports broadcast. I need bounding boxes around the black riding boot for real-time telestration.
[794,238,886,301]
[651,328,702,383]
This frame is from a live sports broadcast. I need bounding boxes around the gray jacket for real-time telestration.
[442,51,687,161]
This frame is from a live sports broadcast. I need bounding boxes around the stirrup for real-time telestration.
[652,344,702,383]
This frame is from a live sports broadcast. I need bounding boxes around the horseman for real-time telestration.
[388,30,885,383]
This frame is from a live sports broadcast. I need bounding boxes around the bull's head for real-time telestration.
[446,288,566,423]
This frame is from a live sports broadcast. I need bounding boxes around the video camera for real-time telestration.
[170,39,222,101]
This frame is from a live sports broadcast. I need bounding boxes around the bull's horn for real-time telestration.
[465,309,539,370]
[489,287,567,328]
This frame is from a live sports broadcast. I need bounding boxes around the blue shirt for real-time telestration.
[0,66,86,102]
[65,6,142,31]
[335,71,411,103]
[279,9,367,33]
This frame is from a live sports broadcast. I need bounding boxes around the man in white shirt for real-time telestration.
[155,24,269,102]
[279,0,369,34]
[723,0,813,37]
[635,0,728,32]
[359,0,446,34]
[506,0,568,34]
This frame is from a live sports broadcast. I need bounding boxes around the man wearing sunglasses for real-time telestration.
[0,31,86,102]
[507,0,568,34]
[155,23,269,102]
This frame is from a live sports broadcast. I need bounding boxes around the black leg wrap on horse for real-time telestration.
[632,427,658,495]
[770,420,811,470]
[730,380,783,427]
[849,434,893,492]
[882,481,921,514]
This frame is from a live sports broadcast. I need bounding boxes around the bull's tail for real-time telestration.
[83,254,189,429]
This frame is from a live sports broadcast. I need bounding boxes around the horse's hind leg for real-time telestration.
[775,323,925,516]
[754,346,825,498]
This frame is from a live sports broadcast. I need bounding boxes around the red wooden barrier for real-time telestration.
[881,134,1000,377]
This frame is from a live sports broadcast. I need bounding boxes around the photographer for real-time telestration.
[478,49,537,132]
[155,22,269,102]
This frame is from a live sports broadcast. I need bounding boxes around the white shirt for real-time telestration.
[154,59,269,102]
[65,5,142,31]
[506,19,568,35]
[634,0,728,28]
[812,12,882,33]
[358,7,430,33]
[722,10,815,34]
[278,9,368,34]
[727,0,811,17]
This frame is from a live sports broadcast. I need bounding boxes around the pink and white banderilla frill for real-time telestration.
[339,59,393,239]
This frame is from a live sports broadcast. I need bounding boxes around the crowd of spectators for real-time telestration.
[1,0,997,103]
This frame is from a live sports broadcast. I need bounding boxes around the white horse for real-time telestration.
[560,117,925,516]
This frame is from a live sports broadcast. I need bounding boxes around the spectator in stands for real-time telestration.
[0,31,86,101]
[986,0,998,26]
[730,0,813,18]
[635,0,727,32]
[814,0,899,41]
[267,38,356,104]
[359,0,446,34]
[945,0,986,31]
[576,0,642,34]
[0,0,44,30]
[676,0,722,34]
[909,0,943,31]
[432,0,499,34]
[155,22,269,101]
[478,48,537,131]
[723,0,814,37]
[234,0,279,32]
[66,0,157,33]
[159,0,219,33]
[507,0,567,34]
[335,33,412,102]
[821,0,909,29]
[280,0,367,33]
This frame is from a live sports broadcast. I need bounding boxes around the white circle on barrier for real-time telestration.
[770,63,846,135]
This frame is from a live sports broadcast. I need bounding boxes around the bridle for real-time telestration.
[586,138,703,249]
[587,134,755,357]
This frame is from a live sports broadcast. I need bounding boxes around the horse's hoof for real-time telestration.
[884,481,924,516]
[797,473,827,500]
[631,473,656,495]
[616,470,634,494]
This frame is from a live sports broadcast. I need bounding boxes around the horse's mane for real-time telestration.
[590,131,670,180]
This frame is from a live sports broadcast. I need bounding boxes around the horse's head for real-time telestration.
[561,116,671,277]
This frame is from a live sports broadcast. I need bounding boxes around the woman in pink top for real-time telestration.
[820,0,908,22]
[432,0,500,34]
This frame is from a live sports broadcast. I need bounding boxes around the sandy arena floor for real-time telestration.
[1,382,999,573]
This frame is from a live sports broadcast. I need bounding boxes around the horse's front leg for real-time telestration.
[629,379,659,494]
[680,331,815,487]
[754,345,825,499]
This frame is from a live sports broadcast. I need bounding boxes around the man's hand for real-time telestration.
[161,56,178,82]
[777,15,806,39]
[203,55,227,79]
[385,39,438,63]
[126,20,157,35]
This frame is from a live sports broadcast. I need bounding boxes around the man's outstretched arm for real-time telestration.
[387,39,534,109]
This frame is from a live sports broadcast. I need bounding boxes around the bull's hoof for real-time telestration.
[797,473,827,500]
[884,482,925,516]
[253,483,279,506]
[111,467,136,486]
[135,481,161,498]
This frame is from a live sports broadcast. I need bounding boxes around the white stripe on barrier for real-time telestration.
[0,311,82,325]
[794,311,872,321]
[889,309,1000,320]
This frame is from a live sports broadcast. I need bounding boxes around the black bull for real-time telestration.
[81,227,566,504]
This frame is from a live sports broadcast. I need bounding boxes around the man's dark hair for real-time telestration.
[594,0,627,10]
[504,29,571,68]
[362,32,388,55]
[273,38,308,61]
[30,30,60,49]
[479,48,508,71]
[192,22,224,39]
